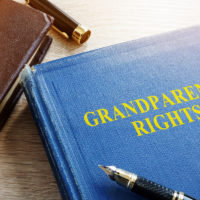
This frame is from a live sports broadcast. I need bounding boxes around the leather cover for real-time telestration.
[0,0,53,104]
[21,26,200,200]
[0,35,53,130]
[0,0,53,128]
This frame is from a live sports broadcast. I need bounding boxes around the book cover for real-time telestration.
[0,0,53,129]
[21,26,200,200]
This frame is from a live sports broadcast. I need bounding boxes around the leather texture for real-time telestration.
[0,35,53,130]
[30,35,53,66]
[0,0,53,104]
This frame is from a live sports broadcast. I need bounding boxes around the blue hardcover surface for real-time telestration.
[21,26,200,200]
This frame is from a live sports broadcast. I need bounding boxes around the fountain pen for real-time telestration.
[99,165,197,200]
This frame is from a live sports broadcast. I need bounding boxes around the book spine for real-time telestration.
[20,66,81,200]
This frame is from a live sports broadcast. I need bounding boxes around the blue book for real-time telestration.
[20,26,200,200]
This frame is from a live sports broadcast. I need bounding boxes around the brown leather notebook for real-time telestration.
[0,0,54,130]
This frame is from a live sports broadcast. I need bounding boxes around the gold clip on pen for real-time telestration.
[26,0,91,44]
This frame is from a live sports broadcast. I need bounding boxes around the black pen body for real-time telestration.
[131,176,196,200]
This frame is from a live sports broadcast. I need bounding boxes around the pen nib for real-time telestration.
[98,165,116,178]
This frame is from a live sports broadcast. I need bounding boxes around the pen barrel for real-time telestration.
[131,176,195,200]
[26,0,91,44]
[27,0,77,35]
